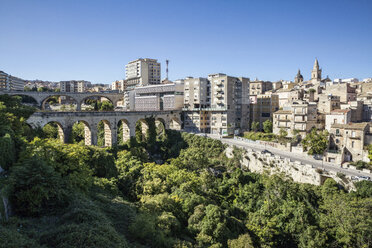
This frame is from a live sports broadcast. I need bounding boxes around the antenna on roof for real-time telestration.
[166,59,169,80]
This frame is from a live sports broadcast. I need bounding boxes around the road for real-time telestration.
[201,134,371,178]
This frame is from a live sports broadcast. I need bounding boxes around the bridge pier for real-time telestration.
[63,125,72,144]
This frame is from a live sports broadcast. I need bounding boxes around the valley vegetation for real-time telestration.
[0,95,372,248]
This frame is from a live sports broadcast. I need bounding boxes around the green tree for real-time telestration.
[263,120,273,133]
[302,128,329,155]
[8,155,65,216]
[100,101,114,111]
[251,121,259,132]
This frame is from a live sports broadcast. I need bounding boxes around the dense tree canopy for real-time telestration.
[0,95,371,248]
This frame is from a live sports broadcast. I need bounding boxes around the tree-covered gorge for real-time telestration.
[0,95,371,248]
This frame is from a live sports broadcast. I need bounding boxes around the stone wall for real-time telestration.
[225,146,356,190]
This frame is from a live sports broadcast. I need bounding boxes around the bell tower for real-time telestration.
[311,58,322,82]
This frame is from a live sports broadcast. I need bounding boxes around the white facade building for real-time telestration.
[325,109,351,131]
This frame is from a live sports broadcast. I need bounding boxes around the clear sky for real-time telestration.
[1,0,371,84]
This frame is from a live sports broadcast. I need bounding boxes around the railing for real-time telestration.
[327,149,341,154]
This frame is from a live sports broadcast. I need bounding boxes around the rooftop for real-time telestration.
[331,122,369,130]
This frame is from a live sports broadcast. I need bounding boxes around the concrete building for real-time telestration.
[183,77,211,133]
[209,73,250,136]
[272,81,283,91]
[324,83,357,103]
[317,94,341,114]
[111,80,125,92]
[125,58,161,87]
[275,89,304,108]
[249,93,279,130]
[327,123,370,163]
[0,71,25,91]
[183,77,210,109]
[130,82,184,111]
[340,101,363,122]
[249,80,272,96]
[60,80,91,93]
[325,109,351,131]
[273,100,319,138]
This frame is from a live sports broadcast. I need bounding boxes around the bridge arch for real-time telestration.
[169,116,182,130]
[41,94,79,111]
[80,95,115,111]
[43,121,65,143]
[155,118,166,138]
[117,119,131,144]
[97,120,112,147]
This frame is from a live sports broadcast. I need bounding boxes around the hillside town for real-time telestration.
[1,58,372,166]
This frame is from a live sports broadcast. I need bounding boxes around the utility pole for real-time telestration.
[166,59,169,80]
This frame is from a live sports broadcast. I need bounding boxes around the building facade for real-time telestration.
[60,80,91,93]
[0,71,25,91]
[249,80,272,96]
[273,100,319,138]
[209,74,250,136]
[129,82,184,111]
[125,58,161,87]
[249,93,279,130]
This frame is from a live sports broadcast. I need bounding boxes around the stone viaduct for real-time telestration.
[0,91,124,111]
[26,111,182,147]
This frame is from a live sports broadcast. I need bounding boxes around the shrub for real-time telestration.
[8,156,66,216]
[0,227,41,248]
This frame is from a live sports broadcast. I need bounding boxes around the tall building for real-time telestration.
[183,77,211,133]
[125,58,161,87]
[209,73,250,136]
[183,77,210,109]
[0,71,25,91]
[311,58,322,83]
[59,80,91,92]
[294,69,304,84]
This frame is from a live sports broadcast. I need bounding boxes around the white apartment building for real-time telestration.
[0,71,25,91]
[59,80,91,93]
[125,58,161,87]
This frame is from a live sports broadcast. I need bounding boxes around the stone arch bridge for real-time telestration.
[0,91,124,110]
[27,110,182,146]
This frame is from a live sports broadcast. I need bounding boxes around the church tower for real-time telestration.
[311,58,322,82]
[294,69,303,84]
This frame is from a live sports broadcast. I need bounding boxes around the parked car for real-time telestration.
[313,154,323,160]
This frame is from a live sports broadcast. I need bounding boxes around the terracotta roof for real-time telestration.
[274,110,291,114]
[330,109,351,114]
[331,122,369,130]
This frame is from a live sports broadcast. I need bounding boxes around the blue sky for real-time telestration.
[0,0,371,84]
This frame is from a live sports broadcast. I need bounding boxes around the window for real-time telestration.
[352,131,356,137]
[336,129,340,135]
[334,119,337,124]
[352,141,355,148]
